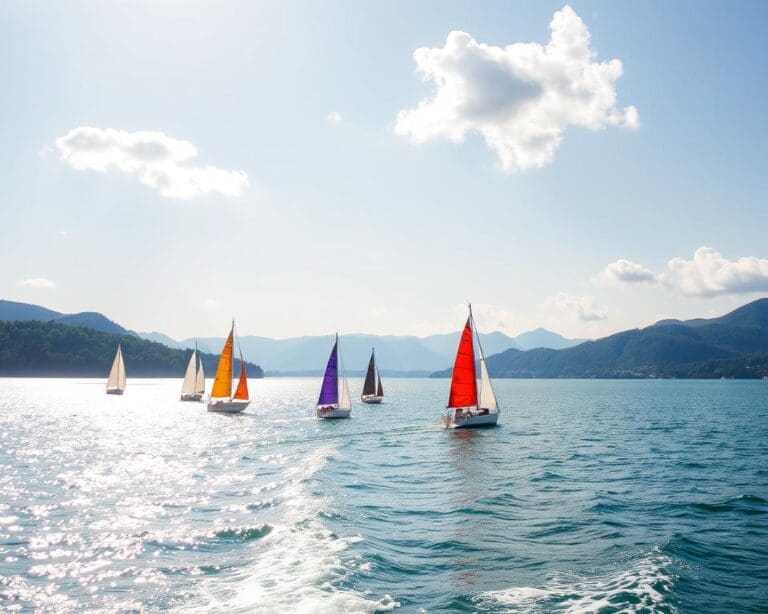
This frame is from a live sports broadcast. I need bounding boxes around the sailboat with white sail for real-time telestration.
[207,321,250,413]
[361,348,384,404]
[106,343,126,395]
[443,305,500,428]
[316,333,352,419]
[180,343,205,402]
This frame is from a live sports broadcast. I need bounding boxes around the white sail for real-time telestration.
[195,356,205,394]
[478,356,497,412]
[107,344,126,391]
[181,350,197,395]
[339,377,351,409]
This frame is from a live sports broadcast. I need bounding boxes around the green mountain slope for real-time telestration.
[0,320,263,378]
[432,298,768,379]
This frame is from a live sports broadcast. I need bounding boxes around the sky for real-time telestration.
[1,0,767,340]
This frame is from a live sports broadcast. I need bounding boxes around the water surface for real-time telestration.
[1,378,766,612]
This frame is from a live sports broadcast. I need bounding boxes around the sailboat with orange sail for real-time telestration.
[443,304,500,428]
[207,320,250,413]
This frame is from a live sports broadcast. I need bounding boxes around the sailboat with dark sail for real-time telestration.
[316,334,352,419]
[361,348,384,404]
[207,320,250,413]
[443,305,500,428]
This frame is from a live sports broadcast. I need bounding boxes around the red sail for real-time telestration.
[234,362,249,400]
[448,318,477,408]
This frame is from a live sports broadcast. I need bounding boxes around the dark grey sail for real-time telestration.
[362,350,377,397]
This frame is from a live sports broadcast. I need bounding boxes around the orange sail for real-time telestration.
[210,329,234,398]
[448,317,477,408]
[234,359,249,400]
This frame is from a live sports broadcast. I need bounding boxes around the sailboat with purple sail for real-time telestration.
[316,333,352,419]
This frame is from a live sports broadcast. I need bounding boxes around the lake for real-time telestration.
[1,378,766,612]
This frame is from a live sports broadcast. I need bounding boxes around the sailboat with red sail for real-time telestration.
[443,305,500,428]
[207,320,250,414]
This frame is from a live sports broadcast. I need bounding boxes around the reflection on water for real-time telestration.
[1,378,767,612]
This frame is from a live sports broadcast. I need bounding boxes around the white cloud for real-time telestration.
[203,297,219,311]
[55,127,249,200]
[18,278,56,289]
[327,111,343,125]
[550,292,606,321]
[664,247,768,297]
[598,259,658,285]
[395,5,638,171]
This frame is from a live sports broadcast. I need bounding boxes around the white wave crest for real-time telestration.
[478,549,675,613]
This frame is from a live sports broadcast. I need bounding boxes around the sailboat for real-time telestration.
[361,348,384,404]
[443,305,500,428]
[316,333,352,419]
[180,343,205,401]
[106,343,126,395]
[207,321,250,413]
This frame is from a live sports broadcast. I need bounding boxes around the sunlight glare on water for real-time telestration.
[1,378,767,612]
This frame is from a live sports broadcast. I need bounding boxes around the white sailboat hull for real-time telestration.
[181,393,203,402]
[361,395,383,404]
[444,409,499,429]
[317,406,351,419]
[207,400,250,414]
[106,388,124,396]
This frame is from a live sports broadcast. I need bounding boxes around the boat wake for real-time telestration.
[476,548,676,613]
[183,445,399,613]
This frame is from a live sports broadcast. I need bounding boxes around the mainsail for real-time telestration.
[210,328,234,399]
[107,344,126,391]
[362,350,377,396]
[181,350,198,395]
[317,337,339,406]
[447,318,477,408]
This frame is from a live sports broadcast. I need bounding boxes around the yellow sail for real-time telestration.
[210,329,234,398]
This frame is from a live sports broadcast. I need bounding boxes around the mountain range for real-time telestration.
[0,299,583,374]
[137,327,585,375]
[432,298,768,379]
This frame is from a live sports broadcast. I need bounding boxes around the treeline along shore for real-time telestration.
[0,320,264,378]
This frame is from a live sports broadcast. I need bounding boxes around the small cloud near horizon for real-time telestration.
[54,126,249,200]
[598,247,768,298]
[18,278,57,289]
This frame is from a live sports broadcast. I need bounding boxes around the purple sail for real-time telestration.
[317,340,338,406]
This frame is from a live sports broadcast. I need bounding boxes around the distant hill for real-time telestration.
[144,329,583,374]
[513,328,586,350]
[0,320,263,378]
[431,298,768,379]
[0,300,133,336]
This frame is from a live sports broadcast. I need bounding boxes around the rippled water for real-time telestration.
[1,378,766,612]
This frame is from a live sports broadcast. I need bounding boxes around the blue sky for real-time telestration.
[1,0,767,339]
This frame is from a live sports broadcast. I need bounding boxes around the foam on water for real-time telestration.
[477,549,676,613]
[184,445,399,613]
